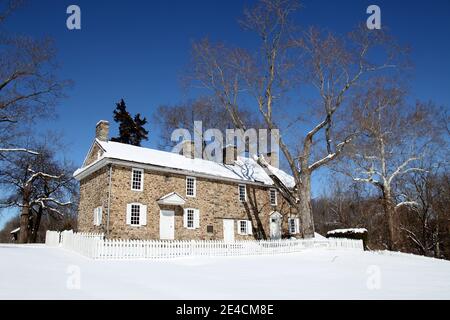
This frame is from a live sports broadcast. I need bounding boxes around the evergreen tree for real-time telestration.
[111,99,149,146]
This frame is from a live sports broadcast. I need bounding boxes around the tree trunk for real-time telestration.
[18,204,30,244]
[297,173,315,238]
[30,206,43,243]
[382,188,397,250]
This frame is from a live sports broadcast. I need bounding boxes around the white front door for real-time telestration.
[160,210,175,240]
[270,212,282,240]
[223,219,235,243]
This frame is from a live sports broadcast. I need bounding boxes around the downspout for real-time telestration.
[106,164,112,238]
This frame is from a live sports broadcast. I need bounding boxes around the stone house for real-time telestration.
[74,120,301,241]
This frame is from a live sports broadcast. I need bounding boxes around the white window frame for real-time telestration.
[237,220,252,235]
[269,188,277,206]
[126,203,147,227]
[186,176,196,198]
[93,206,102,226]
[183,208,200,229]
[289,218,300,234]
[238,184,247,202]
[130,203,141,226]
[131,168,144,191]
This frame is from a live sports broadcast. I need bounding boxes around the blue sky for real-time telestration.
[1,0,449,228]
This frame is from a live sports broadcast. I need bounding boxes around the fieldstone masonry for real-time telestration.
[78,162,297,240]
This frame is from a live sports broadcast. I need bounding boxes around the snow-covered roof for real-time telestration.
[327,228,368,235]
[74,140,295,188]
[10,227,20,234]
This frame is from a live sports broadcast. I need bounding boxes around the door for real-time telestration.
[160,210,175,240]
[270,212,282,240]
[223,219,235,243]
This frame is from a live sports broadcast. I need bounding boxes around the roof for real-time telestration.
[10,227,20,234]
[74,140,295,187]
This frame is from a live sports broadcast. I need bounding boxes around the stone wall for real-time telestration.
[78,164,298,240]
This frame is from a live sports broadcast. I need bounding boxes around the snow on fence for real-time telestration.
[45,230,364,260]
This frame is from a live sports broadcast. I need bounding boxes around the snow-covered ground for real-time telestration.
[1,244,449,299]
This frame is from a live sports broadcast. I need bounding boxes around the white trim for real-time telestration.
[127,202,144,227]
[131,168,144,191]
[93,206,102,226]
[183,208,199,229]
[186,176,196,198]
[269,188,277,206]
[81,139,106,167]
[237,220,252,235]
[157,192,186,205]
[288,217,299,234]
[238,184,247,202]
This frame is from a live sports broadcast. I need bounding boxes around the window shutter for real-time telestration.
[183,209,188,228]
[295,218,300,234]
[194,209,200,229]
[140,204,147,226]
[237,221,241,235]
[126,204,132,225]
[247,221,252,235]
[93,208,97,225]
[288,218,293,234]
[98,207,102,225]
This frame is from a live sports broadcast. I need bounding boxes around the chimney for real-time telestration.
[223,144,237,165]
[96,120,109,141]
[179,140,195,159]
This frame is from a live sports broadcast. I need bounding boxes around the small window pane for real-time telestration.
[186,177,195,197]
[239,185,246,202]
[240,221,247,234]
[187,209,194,228]
[289,219,296,234]
[132,169,143,190]
[131,204,140,225]
[270,189,277,205]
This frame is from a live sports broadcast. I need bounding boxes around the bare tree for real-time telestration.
[0,143,76,243]
[153,97,263,150]
[341,78,441,250]
[0,1,69,156]
[188,0,403,237]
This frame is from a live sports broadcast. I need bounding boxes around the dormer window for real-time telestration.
[131,168,144,191]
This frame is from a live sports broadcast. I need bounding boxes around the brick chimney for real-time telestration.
[95,120,109,141]
[179,140,195,159]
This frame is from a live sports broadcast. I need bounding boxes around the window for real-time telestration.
[183,208,199,229]
[130,204,140,226]
[269,188,277,206]
[186,176,196,197]
[186,209,194,228]
[238,220,252,235]
[93,207,102,226]
[131,168,143,191]
[126,203,147,226]
[238,184,247,202]
[289,218,300,234]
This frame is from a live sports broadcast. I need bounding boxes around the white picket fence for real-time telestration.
[45,230,363,260]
